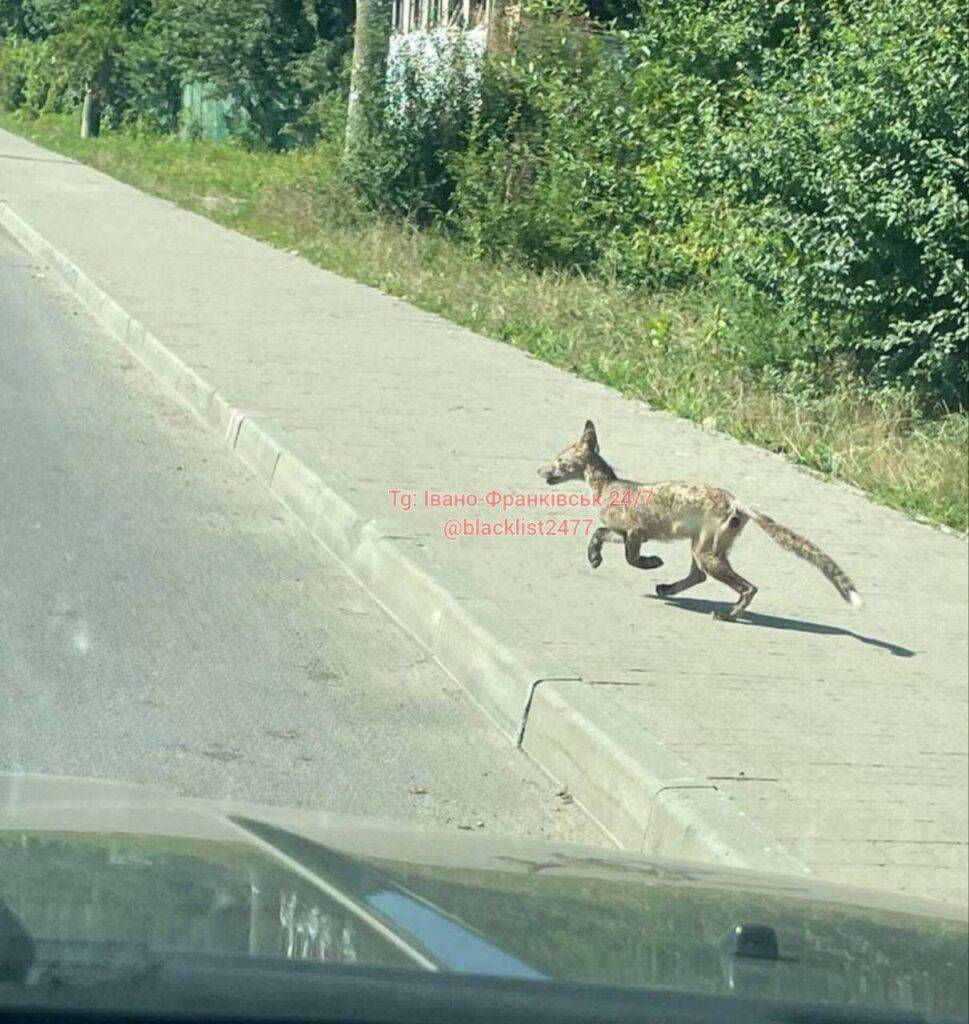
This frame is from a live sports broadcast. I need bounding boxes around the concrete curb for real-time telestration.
[1,197,813,879]
[524,682,808,873]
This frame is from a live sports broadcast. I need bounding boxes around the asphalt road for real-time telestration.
[0,230,604,846]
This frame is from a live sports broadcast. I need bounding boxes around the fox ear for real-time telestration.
[583,420,598,449]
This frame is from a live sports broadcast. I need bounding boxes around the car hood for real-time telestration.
[1,772,966,1018]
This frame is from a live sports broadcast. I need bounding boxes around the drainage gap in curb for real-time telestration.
[515,677,581,748]
[515,680,541,748]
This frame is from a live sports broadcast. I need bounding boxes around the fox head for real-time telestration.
[538,420,599,485]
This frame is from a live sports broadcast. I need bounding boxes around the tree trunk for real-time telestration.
[485,0,511,53]
[80,88,101,139]
[345,0,393,160]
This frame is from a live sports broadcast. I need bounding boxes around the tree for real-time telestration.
[40,0,152,136]
[344,0,390,159]
[150,0,318,148]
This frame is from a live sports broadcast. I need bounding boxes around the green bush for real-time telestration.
[450,22,712,286]
[715,0,968,404]
[2,0,965,403]
[286,39,352,145]
[121,22,183,133]
[0,36,71,114]
[348,30,479,222]
[445,0,967,405]
[0,36,32,110]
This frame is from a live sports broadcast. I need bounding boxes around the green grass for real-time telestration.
[3,110,966,532]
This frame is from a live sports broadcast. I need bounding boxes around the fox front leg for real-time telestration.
[623,533,663,571]
[588,527,623,569]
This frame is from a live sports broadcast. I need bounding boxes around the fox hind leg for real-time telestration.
[699,554,757,621]
[656,556,706,598]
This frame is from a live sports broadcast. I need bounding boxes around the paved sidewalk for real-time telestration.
[2,129,967,907]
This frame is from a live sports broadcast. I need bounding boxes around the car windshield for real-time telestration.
[0,1,966,1022]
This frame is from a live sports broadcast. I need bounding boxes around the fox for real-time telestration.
[538,420,861,621]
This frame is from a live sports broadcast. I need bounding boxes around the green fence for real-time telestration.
[179,81,234,141]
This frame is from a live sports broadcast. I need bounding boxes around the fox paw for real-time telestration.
[711,610,737,622]
[587,548,603,569]
[638,556,663,570]
[655,583,672,597]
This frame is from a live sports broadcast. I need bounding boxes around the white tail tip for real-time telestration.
[849,590,863,610]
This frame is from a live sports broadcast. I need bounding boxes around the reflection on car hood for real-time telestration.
[1,772,966,1018]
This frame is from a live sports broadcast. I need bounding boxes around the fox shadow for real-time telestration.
[650,594,915,658]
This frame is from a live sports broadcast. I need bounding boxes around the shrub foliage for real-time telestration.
[1,0,965,402]
[442,0,968,404]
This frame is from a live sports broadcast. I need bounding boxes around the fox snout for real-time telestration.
[538,464,565,485]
